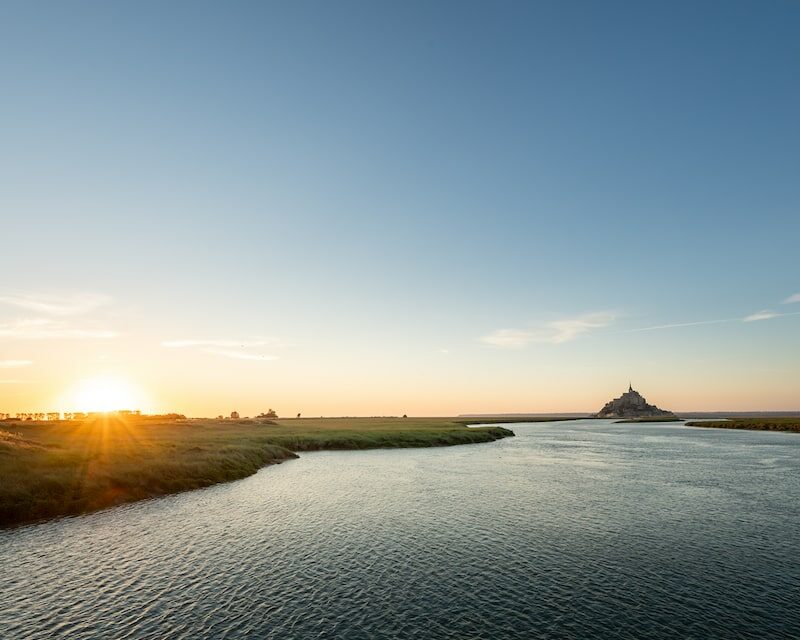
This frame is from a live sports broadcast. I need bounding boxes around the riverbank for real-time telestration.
[685,418,800,433]
[0,416,515,528]
[615,416,684,423]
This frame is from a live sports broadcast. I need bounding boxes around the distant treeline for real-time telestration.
[1,411,186,422]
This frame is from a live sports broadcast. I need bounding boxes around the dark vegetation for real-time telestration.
[453,417,579,425]
[685,418,800,433]
[615,417,685,423]
[0,416,514,528]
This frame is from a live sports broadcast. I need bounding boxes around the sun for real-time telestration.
[70,376,144,413]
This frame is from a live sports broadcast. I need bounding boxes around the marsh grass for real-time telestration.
[685,417,800,433]
[0,416,513,527]
[614,417,684,423]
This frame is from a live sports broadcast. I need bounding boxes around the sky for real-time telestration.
[1,0,798,416]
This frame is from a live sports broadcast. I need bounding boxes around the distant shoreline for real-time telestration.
[685,418,800,434]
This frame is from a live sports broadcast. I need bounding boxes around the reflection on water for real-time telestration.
[1,420,799,639]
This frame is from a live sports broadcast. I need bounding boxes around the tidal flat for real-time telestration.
[0,416,514,527]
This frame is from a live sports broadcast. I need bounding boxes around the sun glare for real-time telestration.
[70,376,144,413]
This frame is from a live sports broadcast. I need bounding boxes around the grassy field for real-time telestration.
[614,416,684,423]
[0,416,514,528]
[685,418,800,433]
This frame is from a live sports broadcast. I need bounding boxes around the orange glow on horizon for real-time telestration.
[64,376,149,414]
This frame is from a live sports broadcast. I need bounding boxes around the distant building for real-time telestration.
[231,411,239,419]
[592,383,674,418]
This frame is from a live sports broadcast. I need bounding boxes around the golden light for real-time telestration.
[69,376,145,413]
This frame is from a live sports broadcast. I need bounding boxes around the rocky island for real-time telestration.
[593,384,675,419]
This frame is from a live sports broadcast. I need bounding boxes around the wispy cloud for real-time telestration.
[549,313,616,343]
[783,293,800,304]
[743,310,780,322]
[0,360,33,368]
[0,318,117,340]
[0,292,111,316]
[163,337,281,362]
[482,312,616,348]
[629,318,740,332]
[482,328,538,349]
[628,308,800,332]
[204,348,278,361]
[162,338,282,348]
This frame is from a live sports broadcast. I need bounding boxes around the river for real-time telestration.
[1,420,798,639]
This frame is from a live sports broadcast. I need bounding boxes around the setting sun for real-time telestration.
[68,376,145,413]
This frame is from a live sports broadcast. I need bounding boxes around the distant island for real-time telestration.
[593,384,675,419]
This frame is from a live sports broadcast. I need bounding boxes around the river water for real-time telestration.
[1,420,798,639]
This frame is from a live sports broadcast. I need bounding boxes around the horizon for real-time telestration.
[2,1,799,415]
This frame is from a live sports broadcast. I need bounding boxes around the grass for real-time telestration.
[453,417,579,425]
[685,417,800,433]
[614,416,684,423]
[0,415,515,528]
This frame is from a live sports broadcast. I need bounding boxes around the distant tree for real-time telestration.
[296,413,301,419]
[403,414,407,418]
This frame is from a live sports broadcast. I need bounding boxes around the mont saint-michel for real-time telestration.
[593,384,675,419]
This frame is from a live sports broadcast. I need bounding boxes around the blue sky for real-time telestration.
[1,1,798,414]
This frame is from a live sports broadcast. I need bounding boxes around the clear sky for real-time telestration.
[1,1,798,416]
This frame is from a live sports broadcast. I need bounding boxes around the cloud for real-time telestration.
[0,292,111,316]
[203,348,278,361]
[481,328,537,349]
[743,310,780,322]
[0,318,117,340]
[0,360,32,368]
[482,312,616,348]
[629,309,800,332]
[162,337,281,362]
[548,312,616,343]
[162,338,283,348]
[783,293,800,304]
[629,318,739,332]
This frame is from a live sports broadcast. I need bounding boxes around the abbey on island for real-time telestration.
[592,384,674,419]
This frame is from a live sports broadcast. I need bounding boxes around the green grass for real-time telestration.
[0,416,514,527]
[685,417,800,433]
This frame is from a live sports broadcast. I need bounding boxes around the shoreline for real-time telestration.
[1,417,517,529]
[685,418,800,433]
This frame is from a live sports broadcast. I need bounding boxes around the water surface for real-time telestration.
[1,420,798,639]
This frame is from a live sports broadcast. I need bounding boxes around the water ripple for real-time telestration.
[1,421,799,639]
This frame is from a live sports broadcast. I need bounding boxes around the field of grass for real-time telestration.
[614,416,684,423]
[454,417,580,425]
[0,416,514,528]
[685,418,800,433]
